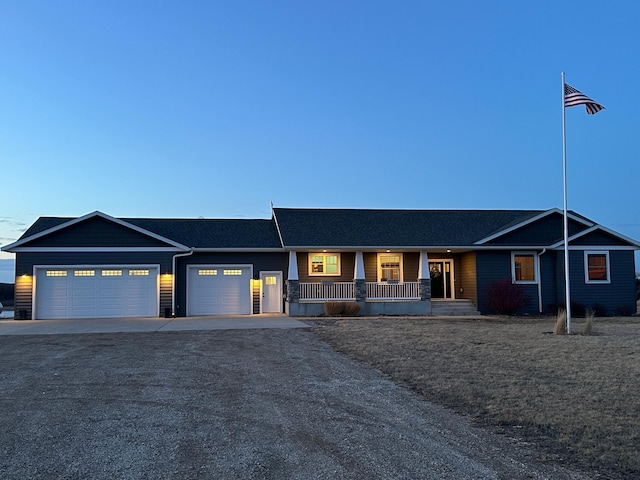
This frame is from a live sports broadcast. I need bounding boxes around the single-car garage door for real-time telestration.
[188,266,251,315]
[35,266,159,319]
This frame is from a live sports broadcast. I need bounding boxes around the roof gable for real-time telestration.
[4,211,188,251]
[478,211,591,246]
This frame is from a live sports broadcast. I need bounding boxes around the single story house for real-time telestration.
[2,207,638,319]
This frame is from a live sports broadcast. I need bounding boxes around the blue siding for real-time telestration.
[539,251,558,314]
[23,216,174,248]
[570,250,636,315]
[476,251,539,315]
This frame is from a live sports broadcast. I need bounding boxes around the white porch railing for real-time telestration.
[299,282,356,301]
[298,281,421,301]
[366,281,420,300]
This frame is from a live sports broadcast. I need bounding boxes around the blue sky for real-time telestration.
[1,1,639,283]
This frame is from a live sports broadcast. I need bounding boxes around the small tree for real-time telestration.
[485,278,530,315]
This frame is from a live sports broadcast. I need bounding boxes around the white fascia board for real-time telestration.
[10,247,185,253]
[271,208,286,248]
[191,248,285,253]
[473,209,594,245]
[1,211,190,252]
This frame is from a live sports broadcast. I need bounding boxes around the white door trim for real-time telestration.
[260,271,283,313]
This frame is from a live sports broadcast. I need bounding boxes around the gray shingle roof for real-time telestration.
[273,208,546,247]
[19,216,282,249]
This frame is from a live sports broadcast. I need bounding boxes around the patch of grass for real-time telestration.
[313,316,640,478]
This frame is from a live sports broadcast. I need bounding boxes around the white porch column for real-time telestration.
[354,251,365,280]
[287,251,298,280]
[418,251,430,279]
[354,251,366,303]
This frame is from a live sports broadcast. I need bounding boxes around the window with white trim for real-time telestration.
[585,251,610,283]
[309,253,340,276]
[378,253,402,282]
[512,252,537,283]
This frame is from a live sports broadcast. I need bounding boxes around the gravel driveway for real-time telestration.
[0,328,587,479]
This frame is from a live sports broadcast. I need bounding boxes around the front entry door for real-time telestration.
[429,260,454,299]
[260,271,282,313]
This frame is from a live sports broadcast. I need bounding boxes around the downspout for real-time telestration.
[172,248,194,316]
[537,248,547,313]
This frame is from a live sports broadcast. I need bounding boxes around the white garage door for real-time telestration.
[35,267,159,319]
[188,266,251,315]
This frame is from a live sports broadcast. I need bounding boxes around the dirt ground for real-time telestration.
[313,315,640,479]
[0,328,589,480]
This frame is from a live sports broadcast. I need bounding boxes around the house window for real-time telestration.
[309,253,340,276]
[199,269,218,276]
[74,270,95,277]
[102,270,123,276]
[46,270,67,277]
[129,269,150,276]
[223,269,243,276]
[512,252,537,283]
[378,254,402,282]
[585,251,610,283]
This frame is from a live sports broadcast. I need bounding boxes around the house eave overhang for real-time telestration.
[1,211,191,252]
[191,248,285,253]
[7,246,187,253]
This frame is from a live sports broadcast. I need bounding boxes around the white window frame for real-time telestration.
[377,253,404,282]
[584,250,611,284]
[308,253,341,276]
[511,251,539,284]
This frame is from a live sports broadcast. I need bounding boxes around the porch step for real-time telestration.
[431,300,480,316]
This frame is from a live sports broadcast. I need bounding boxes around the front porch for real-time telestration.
[285,250,435,316]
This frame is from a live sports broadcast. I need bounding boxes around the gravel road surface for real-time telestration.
[0,328,589,479]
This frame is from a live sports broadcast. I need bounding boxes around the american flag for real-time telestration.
[564,83,605,115]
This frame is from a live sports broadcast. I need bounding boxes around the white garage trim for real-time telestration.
[187,264,253,316]
[33,265,160,320]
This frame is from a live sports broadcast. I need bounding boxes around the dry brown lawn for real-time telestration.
[313,316,640,479]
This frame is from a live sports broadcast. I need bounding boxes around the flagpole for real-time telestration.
[561,71,572,334]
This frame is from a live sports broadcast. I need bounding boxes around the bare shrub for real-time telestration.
[324,301,361,316]
[554,308,567,335]
[583,308,595,335]
[485,278,530,315]
[342,302,361,316]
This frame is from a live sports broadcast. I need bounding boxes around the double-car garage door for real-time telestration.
[35,267,159,320]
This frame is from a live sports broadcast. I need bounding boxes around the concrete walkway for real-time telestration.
[0,314,310,335]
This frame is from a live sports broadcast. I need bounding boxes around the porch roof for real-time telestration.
[273,208,546,248]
